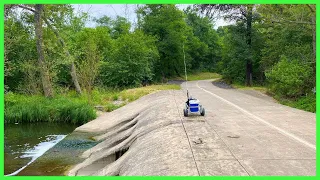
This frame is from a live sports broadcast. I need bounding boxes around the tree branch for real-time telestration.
[271,19,315,25]
[306,4,315,13]
[16,4,36,13]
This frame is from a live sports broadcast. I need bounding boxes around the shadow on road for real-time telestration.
[212,81,233,89]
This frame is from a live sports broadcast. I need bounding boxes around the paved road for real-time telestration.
[65,79,315,176]
[173,80,316,176]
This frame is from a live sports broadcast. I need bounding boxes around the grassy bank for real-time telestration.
[273,94,316,113]
[171,72,221,81]
[230,83,269,94]
[224,81,316,113]
[5,84,180,124]
[5,94,96,124]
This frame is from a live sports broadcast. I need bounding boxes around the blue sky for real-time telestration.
[72,4,231,29]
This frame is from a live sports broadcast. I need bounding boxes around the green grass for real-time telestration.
[4,93,97,124]
[4,84,181,124]
[171,72,221,81]
[230,83,269,94]
[120,84,180,102]
[274,94,316,113]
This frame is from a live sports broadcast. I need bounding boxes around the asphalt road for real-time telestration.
[174,80,316,175]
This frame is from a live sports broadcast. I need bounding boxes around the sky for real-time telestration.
[72,4,232,29]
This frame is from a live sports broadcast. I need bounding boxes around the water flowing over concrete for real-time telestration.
[7,135,66,176]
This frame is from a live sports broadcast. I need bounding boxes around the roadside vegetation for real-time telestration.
[4,4,315,124]
[218,80,316,113]
[171,72,221,81]
[5,84,180,124]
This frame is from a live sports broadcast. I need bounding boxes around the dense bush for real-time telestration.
[265,57,313,98]
[293,94,316,113]
[100,31,159,87]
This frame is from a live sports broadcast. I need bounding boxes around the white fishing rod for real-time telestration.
[182,43,189,99]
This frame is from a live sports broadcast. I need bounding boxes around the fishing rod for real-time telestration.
[182,43,189,99]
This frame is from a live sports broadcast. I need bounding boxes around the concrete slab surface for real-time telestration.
[65,80,315,176]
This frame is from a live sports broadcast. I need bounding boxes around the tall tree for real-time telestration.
[110,16,131,39]
[7,4,83,94]
[34,4,53,97]
[137,4,191,80]
[257,4,315,87]
[197,4,257,86]
[184,7,220,71]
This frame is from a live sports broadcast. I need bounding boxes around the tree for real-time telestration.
[4,13,38,93]
[8,4,83,94]
[110,16,131,39]
[94,15,112,28]
[41,4,83,94]
[73,27,112,92]
[101,31,158,87]
[95,15,131,39]
[184,7,220,71]
[77,35,101,103]
[197,4,258,86]
[34,4,53,97]
[137,4,191,80]
[265,57,312,98]
[257,4,315,87]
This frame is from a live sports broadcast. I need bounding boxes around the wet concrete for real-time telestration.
[18,132,101,176]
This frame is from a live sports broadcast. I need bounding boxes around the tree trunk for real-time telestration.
[41,16,82,94]
[310,6,316,87]
[245,5,253,86]
[70,63,82,94]
[34,4,53,97]
[311,15,316,87]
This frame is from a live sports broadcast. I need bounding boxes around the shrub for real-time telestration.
[265,57,312,98]
[100,31,159,88]
[293,94,316,113]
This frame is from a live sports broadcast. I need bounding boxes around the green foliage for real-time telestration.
[184,7,221,71]
[4,93,96,124]
[217,24,248,83]
[4,17,38,92]
[4,4,316,116]
[95,15,130,39]
[94,15,112,28]
[265,57,312,98]
[137,5,192,78]
[110,16,131,39]
[119,84,181,102]
[101,31,159,87]
[4,84,180,124]
[274,94,316,113]
[290,94,315,113]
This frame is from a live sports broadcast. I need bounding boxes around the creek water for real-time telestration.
[4,122,78,176]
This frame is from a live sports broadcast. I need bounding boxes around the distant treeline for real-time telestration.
[5,4,315,104]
